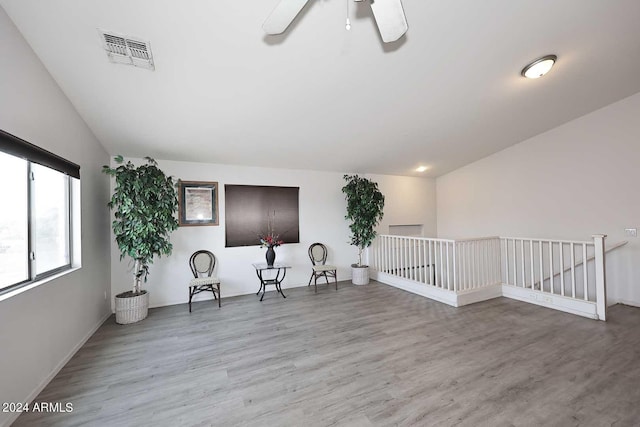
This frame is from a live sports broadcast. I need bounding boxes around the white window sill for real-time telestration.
[0,267,81,302]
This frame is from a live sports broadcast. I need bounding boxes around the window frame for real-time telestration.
[0,129,80,296]
[30,161,74,279]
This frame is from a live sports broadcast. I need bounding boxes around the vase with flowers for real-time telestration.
[259,212,284,267]
[260,234,284,267]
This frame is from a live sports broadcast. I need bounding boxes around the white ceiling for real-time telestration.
[2,0,640,177]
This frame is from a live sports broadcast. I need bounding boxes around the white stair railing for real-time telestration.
[500,235,609,320]
[501,237,594,298]
[371,234,615,321]
[373,236,456,290]
[454,237,502,292]
[372,235,502,292]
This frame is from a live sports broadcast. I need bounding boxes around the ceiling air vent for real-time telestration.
[99,30,154,70]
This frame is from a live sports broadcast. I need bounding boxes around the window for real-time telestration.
[32,164,71,274]
[0,130,80,295]
[0,152,28,287]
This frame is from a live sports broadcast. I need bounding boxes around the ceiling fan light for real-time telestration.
[521,55,557,79]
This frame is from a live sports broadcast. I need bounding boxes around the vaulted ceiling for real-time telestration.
[2,0,640,177]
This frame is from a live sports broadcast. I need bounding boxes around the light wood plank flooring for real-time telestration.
[14,281,640,426]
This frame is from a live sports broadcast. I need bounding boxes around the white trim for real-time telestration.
[614,299,640,308]
[457,283,503,306]
[501,284,598,319]
[373,268,603,320]
[374,273,503,307]
[0,267,81,302]
[374,271,458,307]
[2,311,111,427]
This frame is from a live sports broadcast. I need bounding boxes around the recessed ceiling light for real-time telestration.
[416,166,428,172]
[521,55,557,79]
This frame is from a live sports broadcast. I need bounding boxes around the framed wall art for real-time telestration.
[178,180,219,226]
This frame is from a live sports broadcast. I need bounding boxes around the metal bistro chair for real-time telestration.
[308,243,338,293]
[188,250,221,312]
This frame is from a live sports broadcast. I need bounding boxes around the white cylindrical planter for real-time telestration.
[115,290,149,324]
[351,265,370,285]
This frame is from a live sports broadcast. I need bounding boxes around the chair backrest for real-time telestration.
[189,250,216,278]
[308,243,328,266]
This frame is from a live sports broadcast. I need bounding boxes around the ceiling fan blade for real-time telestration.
[369,0,408,43]
[263,0,312,35]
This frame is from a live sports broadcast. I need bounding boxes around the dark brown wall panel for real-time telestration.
[225,185,300,247]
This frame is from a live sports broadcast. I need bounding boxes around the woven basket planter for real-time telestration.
[115,290,149,324]
[351,265,370,285]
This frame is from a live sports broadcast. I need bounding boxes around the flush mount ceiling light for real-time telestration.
[521,55,557,79]
[415,166,428,172]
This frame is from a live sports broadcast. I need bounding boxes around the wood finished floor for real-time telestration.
[14,281,640,427]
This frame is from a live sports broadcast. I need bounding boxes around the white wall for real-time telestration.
[437,92,640,306]
[0,7,111,426]
[110,161,437,308]
[370,174,437,237]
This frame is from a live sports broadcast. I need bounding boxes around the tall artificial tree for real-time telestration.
[103,156,178,295]
[342,174,385,267]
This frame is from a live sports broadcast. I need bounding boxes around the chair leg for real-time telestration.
[335,271,338,290]
[314,274,318,293]
[188,287,193,312]
[216,284,221,308]
[212,285,217,300]
[308,273,314,286]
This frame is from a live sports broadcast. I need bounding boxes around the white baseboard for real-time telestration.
[2,311,111,427]
[457,284,503,306]
[143,281,322,311]
[613,299,640,308]
[372,271,604,321]
[374,272,458,307]
[501,284,598,320]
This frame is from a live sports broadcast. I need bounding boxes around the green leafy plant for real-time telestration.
[102,155,178,295]
[342,174,385,267]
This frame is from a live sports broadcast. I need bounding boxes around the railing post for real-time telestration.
[452,241,457,292]
[593,234,607,321]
